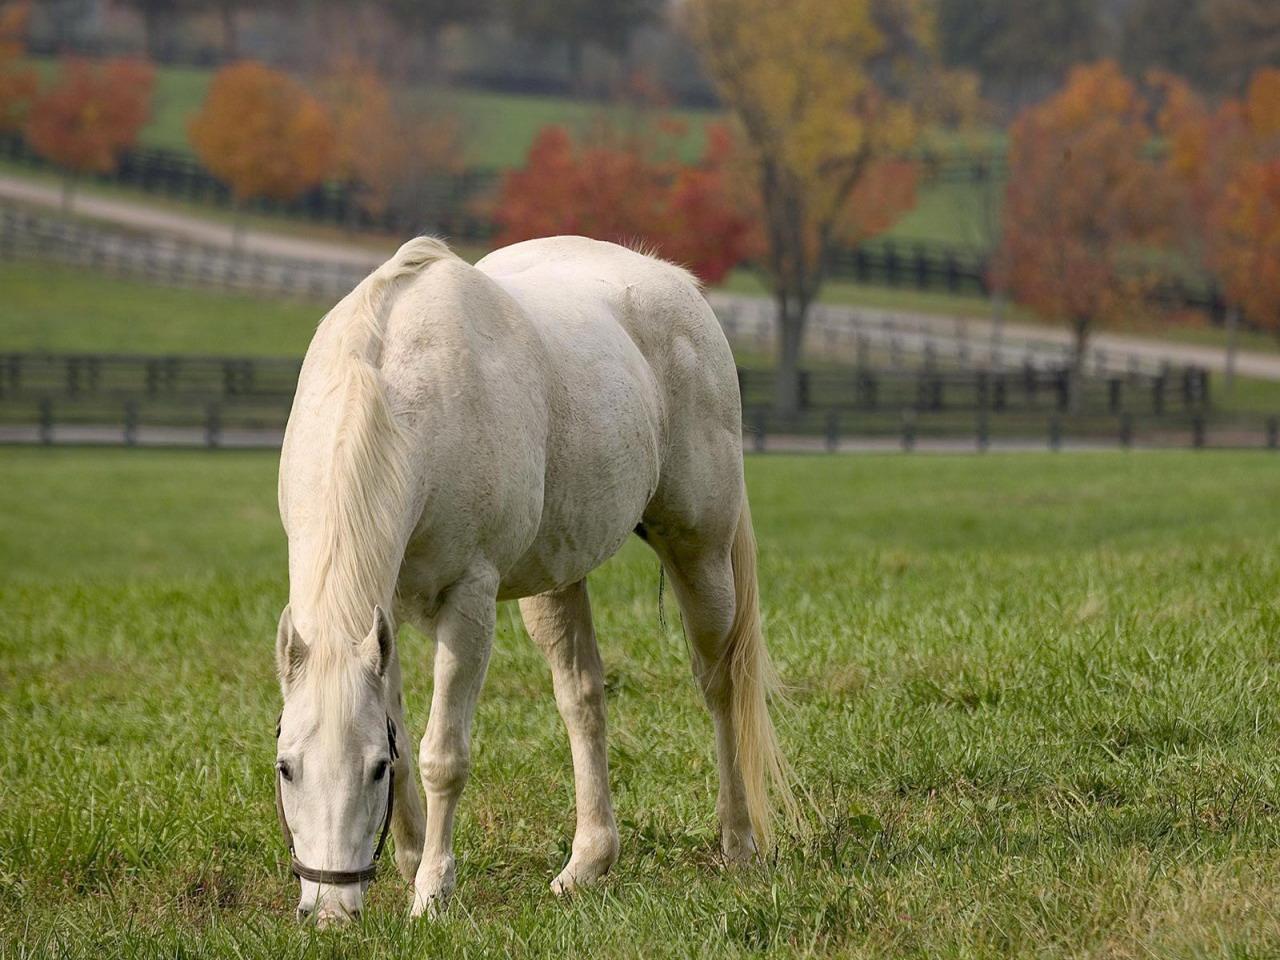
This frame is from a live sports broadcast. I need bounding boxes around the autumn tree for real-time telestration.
[25,57,154,211]
[1215,158,1280,336]
[1156,68,1280,366]
[493,119,759,285]
[998,61,1169,373]
[188,61,335,248]
[0,2,36,132]
[318,56,463,228]
[685,0,923,415]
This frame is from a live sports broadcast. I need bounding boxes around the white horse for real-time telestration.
[275,235,792,924]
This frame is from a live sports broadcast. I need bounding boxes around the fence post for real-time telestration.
[901,409,916,452]
[825,410,839,453]
[798,370,811,411]
[976,409,989,452]
[39,397,53,445]
[1119,413,1133,449]
[1267,417,1278,450]
[1192,414,1205,449]
[123,399,138,446]
[752,409,766,453]
[1108,378,1122,414]
[205,402,221,448]
[1048,414,1062,451]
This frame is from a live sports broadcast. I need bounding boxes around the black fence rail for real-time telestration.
[2,352,1211,419]
[741,408,1280,454]
[0,351,302,405]
[0,351,1234,454]
[738,365,1211,417]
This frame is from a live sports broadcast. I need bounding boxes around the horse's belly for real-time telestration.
[496,379,661,600]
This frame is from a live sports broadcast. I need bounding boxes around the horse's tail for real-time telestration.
[726,490,798,850]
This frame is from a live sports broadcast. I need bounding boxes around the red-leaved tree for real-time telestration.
[493,120,759,286]
[25,58,154,211]
[998,61,1170,370]
[0,2,36,132]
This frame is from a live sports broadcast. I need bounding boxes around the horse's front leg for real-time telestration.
[411,570,496,917]
[385,649,426,883]
[519,581,619,894]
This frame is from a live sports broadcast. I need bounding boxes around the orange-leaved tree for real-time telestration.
[1155,68,1280,355]
[0,2,36,132]
[685,0,924,416]
[25,57,154,211]
[493,119,760,286]
[998,61,1170,371]
[1214,157,1280,336]
[318,56,462,229]
[188,61,335,247]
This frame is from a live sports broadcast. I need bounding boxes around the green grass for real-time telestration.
[3,448,1280,956]
[0,261,326,356]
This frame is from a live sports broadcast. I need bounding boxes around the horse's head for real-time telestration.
[274,604,398,926]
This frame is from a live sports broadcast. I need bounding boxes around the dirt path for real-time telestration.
[5,172,1278,380]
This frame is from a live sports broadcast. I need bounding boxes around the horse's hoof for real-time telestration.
[721,828,758,864]
[411,855,456,918]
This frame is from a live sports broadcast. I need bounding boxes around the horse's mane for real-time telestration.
[301,237,457,694]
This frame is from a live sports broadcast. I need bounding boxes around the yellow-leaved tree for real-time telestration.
[686,0,929,415]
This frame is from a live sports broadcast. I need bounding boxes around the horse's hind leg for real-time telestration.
[653,535,758,861]
[519,580,620,894]
[411,569,497,917]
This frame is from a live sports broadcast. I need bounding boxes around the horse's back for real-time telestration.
[478,236,746,565]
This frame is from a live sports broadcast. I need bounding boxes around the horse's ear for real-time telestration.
[359,605,394,677]
[276,604,308,687]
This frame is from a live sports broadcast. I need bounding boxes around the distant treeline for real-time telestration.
[26,0,1280,111]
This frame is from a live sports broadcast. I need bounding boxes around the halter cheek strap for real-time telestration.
[275,714,399,886]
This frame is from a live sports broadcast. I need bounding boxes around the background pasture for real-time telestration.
[3,448,1279,957]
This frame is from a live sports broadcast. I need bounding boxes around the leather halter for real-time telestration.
[275,714,398,886]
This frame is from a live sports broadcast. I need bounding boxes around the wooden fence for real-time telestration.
[0,350,1237,454]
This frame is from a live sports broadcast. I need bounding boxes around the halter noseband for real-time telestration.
[274,714,398,886]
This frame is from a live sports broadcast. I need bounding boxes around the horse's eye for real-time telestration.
[276,760,293,782]
[372,760,389,782]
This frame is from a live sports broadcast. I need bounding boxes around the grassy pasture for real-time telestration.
[2,448,1280,957]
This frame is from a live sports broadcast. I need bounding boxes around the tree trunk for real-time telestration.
[1068,316,1090,414]
[231,201,247,254]
[61,174,77,214]
[990,288,1007,356]
[1224,305,1240,395]
[567,39,585,94]
[219,3,239,61]
[142,7,165,61]
[774,295,809,419]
